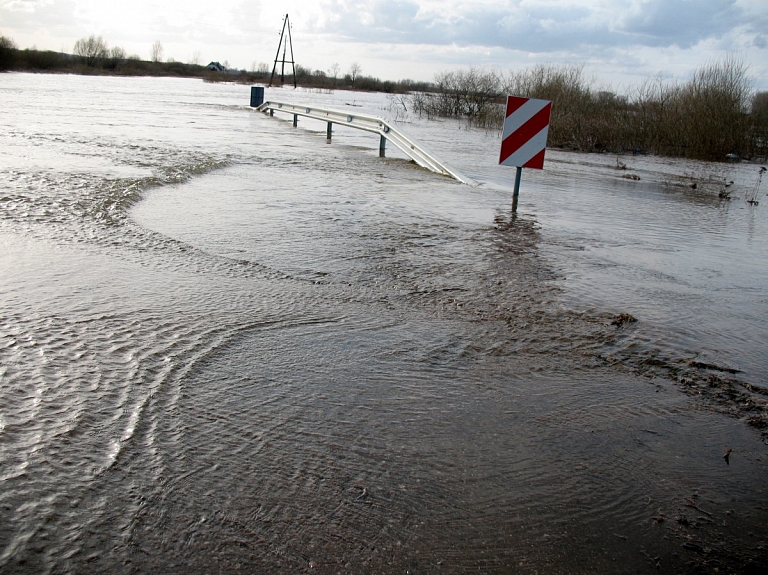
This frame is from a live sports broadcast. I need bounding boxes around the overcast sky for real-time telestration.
[3,0,767,92]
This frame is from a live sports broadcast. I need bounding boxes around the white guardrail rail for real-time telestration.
[255,100,478,186]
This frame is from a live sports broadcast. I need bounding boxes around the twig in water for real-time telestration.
[684,498,714,517]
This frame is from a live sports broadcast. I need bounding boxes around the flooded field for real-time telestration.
[1,73,767,574]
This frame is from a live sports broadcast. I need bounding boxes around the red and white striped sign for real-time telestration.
[499,96,552,169]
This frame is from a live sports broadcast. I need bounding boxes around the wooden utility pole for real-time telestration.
[269,14,296,88]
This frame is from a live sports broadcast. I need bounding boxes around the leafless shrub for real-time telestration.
[410,67,503,125]
[631,75,679,154]
[504,64,597,149]
[675,55,753,160]
[629,57,755,160]
[414,57,761,162]
[749,92,768,160]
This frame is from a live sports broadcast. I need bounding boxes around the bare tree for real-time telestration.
[753,91,768,116]
[0,35,17,50]
[105,46,126,70]
[251,61,269,76]
[328,62,340,87]
[151,41,164,63]
[0,35,18,70]
[73,35,108,67]
[110,46,126,61]
[189,51,202,66]
[349,61,361,84]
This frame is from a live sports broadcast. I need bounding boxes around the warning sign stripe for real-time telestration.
[499,97,552,170]
[502,130,548,169]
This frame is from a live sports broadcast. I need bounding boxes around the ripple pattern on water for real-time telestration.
[1,74,767,574]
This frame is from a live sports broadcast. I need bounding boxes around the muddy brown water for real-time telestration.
[1,74,767,573]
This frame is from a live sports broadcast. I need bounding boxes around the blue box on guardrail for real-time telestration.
[250,87,264,107]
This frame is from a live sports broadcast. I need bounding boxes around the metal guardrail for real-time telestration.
[255,100,477,186]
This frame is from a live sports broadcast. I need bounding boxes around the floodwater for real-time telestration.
[1,73,767,574]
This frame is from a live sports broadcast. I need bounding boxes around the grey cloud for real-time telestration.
[0,0,78,34]
[615,0,743,48]
[317,0,753,53]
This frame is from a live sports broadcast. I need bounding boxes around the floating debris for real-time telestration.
[611,313,637,327]
[718,181,734,199]
[687,360,742,374]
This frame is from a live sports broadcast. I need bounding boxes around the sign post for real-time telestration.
[499,96,552,212]
[512,166,523,212]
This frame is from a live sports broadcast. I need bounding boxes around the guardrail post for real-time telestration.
[326,122,332,143]
[269,108,274,117]
[293,114,298,127]
[379,135,386,157]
